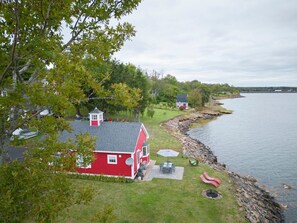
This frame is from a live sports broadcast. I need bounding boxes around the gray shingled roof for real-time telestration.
[90,107,103,114]
[176,94,188,102]
[7,146,28,161]
[60,121,144,153]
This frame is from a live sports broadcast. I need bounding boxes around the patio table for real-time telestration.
[160,162,175,174]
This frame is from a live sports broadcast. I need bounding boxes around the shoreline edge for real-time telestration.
[162,110,284,223]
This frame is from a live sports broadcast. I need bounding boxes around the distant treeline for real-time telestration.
[237,87,297,93]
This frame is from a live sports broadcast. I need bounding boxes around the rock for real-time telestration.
[282,183,292,189]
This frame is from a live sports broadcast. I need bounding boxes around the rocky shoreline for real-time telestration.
[162,111,284,223]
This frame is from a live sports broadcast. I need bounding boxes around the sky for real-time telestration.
[114,0,297,87]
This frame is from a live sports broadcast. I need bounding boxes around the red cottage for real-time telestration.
[60,108,150,179]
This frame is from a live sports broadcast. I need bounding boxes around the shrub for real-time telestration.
[179,105,186,111]
[66,173,134,183]
[147,105,155,118]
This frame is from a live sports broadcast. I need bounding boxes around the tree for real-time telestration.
[198,84,211,106]
[0,134,95,222]
[155,74,179,107]
[88,60,150,120]
[188,88,203,110]
[109,61,150,114]
[148,70,163,99]
[0,0,141,221]
[181,80,211,107]
[107,83,141,120]
[125,63,150,119]
[146,104,155,118]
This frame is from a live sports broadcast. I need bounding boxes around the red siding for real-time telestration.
[77,153,132,177]
[136,127,147,151]
[133,127,149,175]
[142,155,150,164]
[133,151,138,175]
[91,120,98,126]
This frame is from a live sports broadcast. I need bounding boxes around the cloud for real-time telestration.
[114,0,297,86]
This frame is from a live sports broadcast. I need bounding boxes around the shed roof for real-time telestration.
[60,121,148,153]
[176,94,188,102]
[89,107,103,114]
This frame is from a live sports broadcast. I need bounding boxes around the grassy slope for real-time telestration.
[56,108,247,223]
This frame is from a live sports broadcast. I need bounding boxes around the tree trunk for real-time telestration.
[75,104,82,117]
[0,135,12,164]
[116,111,119,121]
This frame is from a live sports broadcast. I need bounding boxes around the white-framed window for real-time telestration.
[76,154,91,168]
[107,155,117,164]
[142,144,149,156]
[91,114,98,120]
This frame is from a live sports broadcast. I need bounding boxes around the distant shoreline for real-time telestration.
[240,92,297,93]
[237,86,297,94]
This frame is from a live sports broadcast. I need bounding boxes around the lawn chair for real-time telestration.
[203,172,222,185]
[200,174,219,188]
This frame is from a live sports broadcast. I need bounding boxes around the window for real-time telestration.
[76,154,91,168]
[107,155,117,164]
[142,145,149,156]
[91,114,98,120]
[142,142,149,156]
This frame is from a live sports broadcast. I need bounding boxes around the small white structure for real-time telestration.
[89,107,104,126]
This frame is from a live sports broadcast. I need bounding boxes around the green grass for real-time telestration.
[56,164,246,223]
[141,107,184,125]
[142,108,184,162]
[55,108,247,223]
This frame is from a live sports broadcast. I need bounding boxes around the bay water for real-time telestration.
[188,93,297,222]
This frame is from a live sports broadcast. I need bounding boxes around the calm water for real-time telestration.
[188,93,297,222]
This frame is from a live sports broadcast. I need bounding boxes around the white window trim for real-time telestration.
[107,155,117,164]
[142,146,147,156]
[142,145,149,156]
[91,114,98,120]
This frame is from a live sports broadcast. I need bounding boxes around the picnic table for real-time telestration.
[160,161,175,174]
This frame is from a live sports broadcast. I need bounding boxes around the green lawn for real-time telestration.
[142,108,184,162]
[55,108,247,223]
